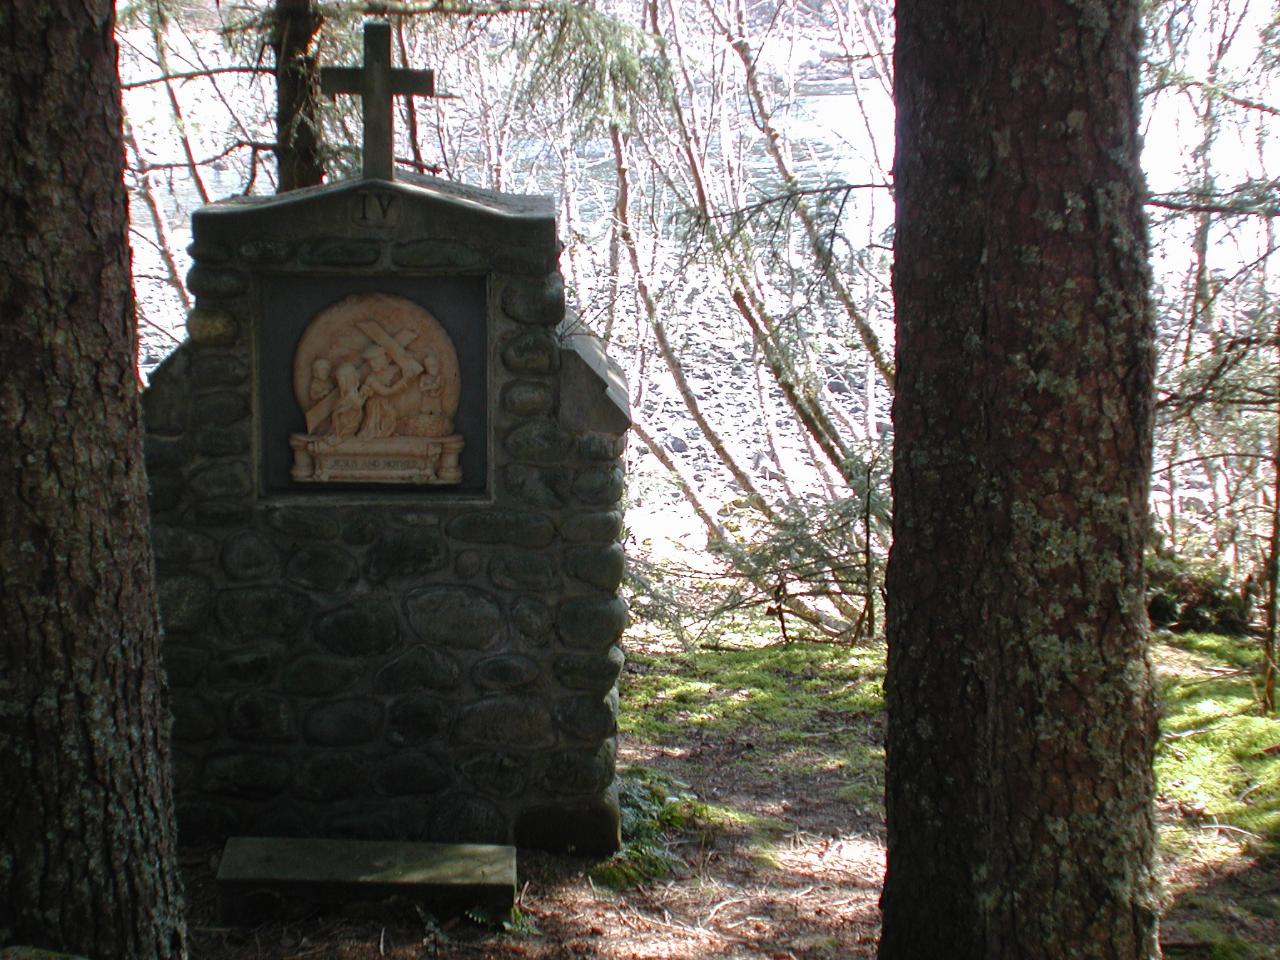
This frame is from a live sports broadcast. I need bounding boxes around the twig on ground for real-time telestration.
[1165,725,1216,739]
[705,896,753,922]
[1238,782,1264,802]
[1200,822,1262,841]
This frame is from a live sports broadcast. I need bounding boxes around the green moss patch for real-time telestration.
[620,640,884,741]
[1156,632,1280,854]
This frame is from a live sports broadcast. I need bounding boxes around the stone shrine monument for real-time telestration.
[144,23,630,857]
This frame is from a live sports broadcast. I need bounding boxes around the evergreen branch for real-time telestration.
[1147,196,1280,217]
[706,183,893,225]
[1141,69,1280,117]
[222,1,540,37]
[349,0,538,14]
[1147,178,1280,218]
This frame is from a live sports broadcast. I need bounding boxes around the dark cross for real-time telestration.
[320,21,435,181]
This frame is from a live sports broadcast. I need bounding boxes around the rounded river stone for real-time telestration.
[207,643,283,686]
[559,511,623,544]
[192,424,250,457]
[552,691,616,742]
[192,498,252,527]
[511,596,553,645]
[454,550,482,579]
[454,696,553,748]
[367,527,447,583]
[190,391,249,428]
[405,587,503,650]
[216,587,311,636]
[554,646,625,692]
[188,239,230,263]
[313,598,399,656]
[566,544,625,591]
[386,694,447,746]
[283,653,365,696]
[501,273,563,325]
[489,552,560,591]
[202,752,291,799]
[186,264,247,298]
[189,462,252,500]
[501,331,560,374]
[287,545,359,593]
[503,420,575,462]
[304,698,383,746]
[392,238,483,270]
[142,380,188,435]
[158,574,214,632]
[427,794,508,844]
[221,531,280,582]
[572,465,624,506]
[294,753,367,802]
[227,692,296,742]
[192,353,248,389]
[504,463,569,508]
[267,506,340,541]
[373,753,450,796]
[577,432,627,462]
[501,380,555,417]
[301,238,380,266]
[542,741,616,795]
[459,751,528,797]
[323,807,402,842]
[472,654,540,690]
[239,239,293,263]
[447,510,556,549]
[554,692,618,741]
[557,596,628,650]
[374,645,461,693]
[151,524,215,567]
[341,510,383,546]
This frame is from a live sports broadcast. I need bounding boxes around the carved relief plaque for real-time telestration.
[289,292,464,485]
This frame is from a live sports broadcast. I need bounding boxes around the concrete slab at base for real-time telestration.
[217,836,516,924]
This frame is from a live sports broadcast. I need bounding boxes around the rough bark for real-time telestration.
[880,1,1160,957]
[272,0,325,191]
[0,2,188,957]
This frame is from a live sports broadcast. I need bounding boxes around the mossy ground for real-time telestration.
[612,623,1280,956]
[620,620,886,825]
[1154,630,1280,958]
[178,618,1278,957]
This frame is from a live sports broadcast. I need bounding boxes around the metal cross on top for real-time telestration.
[321,21,435,181]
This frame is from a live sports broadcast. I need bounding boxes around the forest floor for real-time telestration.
[183,623,1279,960]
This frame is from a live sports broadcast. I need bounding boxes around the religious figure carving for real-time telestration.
[289,292,464,484]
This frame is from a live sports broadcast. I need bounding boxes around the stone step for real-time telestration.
[216,836,516,924]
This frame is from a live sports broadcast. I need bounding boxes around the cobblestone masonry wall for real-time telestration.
[143,177,629,856]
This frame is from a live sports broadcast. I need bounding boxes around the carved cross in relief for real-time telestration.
[320,21,436,181]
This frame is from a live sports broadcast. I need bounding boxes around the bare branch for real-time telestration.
[121,66,270,90]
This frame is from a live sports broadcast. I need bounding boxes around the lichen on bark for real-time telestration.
[880,0,1159,957]
[0,2,188,958]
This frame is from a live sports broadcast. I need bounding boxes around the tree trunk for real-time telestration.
[0,2,188,958]
[272,0,325,191]
[881,1,1160,957]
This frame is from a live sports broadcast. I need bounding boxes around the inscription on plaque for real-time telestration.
[289,292,464,485]
[352,190,398,226]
